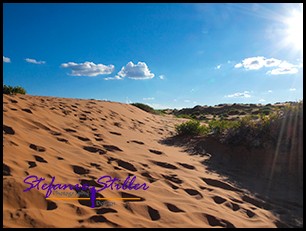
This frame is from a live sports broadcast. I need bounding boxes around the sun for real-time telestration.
[283,4,303,53]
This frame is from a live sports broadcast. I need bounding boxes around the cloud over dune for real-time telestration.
[235,56,301,75]
[61,61,114,76]
[225,91,251,98]
[25,58,46,64]
[115,61,155,80]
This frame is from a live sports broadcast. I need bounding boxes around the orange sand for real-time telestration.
[3,94,279,228]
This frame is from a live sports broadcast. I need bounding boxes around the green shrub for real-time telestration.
[131,103,156,114]
[208,119,240,135]
[175,120,209,136]
[228,109,239,115]
[176,114,194,119]
[3,85,26,95]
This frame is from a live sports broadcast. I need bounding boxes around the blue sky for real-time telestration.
[3,3,303,109]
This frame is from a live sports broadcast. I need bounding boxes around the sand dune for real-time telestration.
[3,94,280,228]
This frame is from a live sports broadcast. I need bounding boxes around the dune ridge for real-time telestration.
[3,94,280,228]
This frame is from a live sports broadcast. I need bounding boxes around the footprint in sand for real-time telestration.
[130,140,145,145]
[72,165,90,175]
[96,208,118,215]
[83,146,107,155]
[165,203,185,213]
[201,178,242,192]
[28,161,37,168]
[212,196,227,204]
[103,145,123,152]
[204,214,235,228]
[34,155,48,163]
[77,136,91,141]
[114,122,122,128]
[109,131,122,136]
[47,201,57,210]
[184,188,203,199]
[50,131,62,136]
[224,201,240,211]
[68,204,86,216]
[177,162,196,170]
[10,108,17,111]
[64,128,77,133]
[22,108,33,114]
[162,174,183,184]
[10,99,18,103]
[147,206,161,221]
[3,125,15,135]
[152,161,178,170]
[116,160,137,172]
[242,208,257,218]
[90,163,102,170]
[32,121,51,131]
[88,215,119,227]
[57,137,69,143]
[57,156,64,160]
[120,192,145,202]
[149,149,164,155]
[29,144,46,152]
[79,179,103,188]
[94,133,103,137]
[3,163,11,176]
[165,181,179,190]
[141,172,157,183]
[95,138,103,141]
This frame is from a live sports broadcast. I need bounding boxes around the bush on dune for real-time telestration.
[3,85,26,95]
[131,103,156,114]
[175,120,209,136]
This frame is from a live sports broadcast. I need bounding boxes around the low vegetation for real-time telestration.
[3,85,27,95]
[131,103,164,115]
[175,120,209,136]
[175,101,303,148]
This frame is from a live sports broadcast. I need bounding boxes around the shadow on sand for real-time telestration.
[160,135,303,228]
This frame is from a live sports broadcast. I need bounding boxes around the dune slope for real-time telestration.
[3,94,279,228]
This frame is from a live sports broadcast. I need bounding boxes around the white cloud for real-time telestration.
[61,61,114,76]
[235,56,300,75]
[3,56,11,63]
[266,61,299,75]
[268,90,273,93]
[259,99,266,102]
[143,97,155,101]
[234,56,281,70]
[289,88,296,91]
[225,91,251,98]
[104,76,122,81]
[215,64,221,69]
[184,99,191,103]
[115,61,154,80]
[159,75,165,80]
[25,58,46,64]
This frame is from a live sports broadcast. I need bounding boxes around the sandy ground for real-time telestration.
[3,94,279,228]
